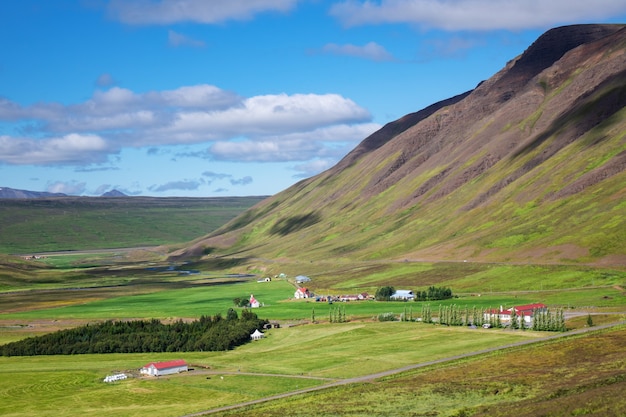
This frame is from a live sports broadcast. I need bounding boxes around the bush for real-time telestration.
[377,312,397,322]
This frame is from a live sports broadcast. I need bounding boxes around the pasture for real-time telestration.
[0,204,625,416]
[0,320,545,417]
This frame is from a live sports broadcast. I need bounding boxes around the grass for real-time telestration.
[0,321,545,417]
[210,326,626,417]
[0,196,265,254]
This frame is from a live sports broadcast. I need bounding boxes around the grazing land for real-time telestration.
[0,198,625,416]
[0,196,265,254]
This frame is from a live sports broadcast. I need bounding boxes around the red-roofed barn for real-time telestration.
[140,359,188,377]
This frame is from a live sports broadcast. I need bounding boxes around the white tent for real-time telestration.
[250,329,264,340]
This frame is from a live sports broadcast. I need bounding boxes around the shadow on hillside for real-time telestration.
[270,212,321,236]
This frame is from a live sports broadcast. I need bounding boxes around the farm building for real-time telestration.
[484,303,548,325]
[295,275,311,284]
[294,287,310,299]
[250,329,265,340]
[390,290,415,301]
[249,294,260,308]
[140,359,188,377]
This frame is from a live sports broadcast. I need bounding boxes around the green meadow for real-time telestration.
[0,197,625,416]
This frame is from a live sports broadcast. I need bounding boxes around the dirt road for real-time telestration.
[182,320,626,416]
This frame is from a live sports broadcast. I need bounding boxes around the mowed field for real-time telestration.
[0,197,625,416]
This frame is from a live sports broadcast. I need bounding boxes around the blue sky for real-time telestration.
[1,1,625,197]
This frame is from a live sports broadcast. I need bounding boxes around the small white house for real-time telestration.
[294,287,310,299]
[140,359,188,377]
[250,329,265,340]
[390,290,415,301]
[249,294,260,308]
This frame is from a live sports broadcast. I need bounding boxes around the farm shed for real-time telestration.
[140,359,188,377]
[391,290,415,301]
[295,275,311,284]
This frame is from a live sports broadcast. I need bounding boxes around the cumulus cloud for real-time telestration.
[330,0,626,30]
[0,84,375,166]
[149,179,203,192]
[292,159,336,178]
[0,134,110,165]
[322,42,394,61]
[46,180,87,195]
[168,30,206,47]
[230,176,253,186]
[107,0,299,25]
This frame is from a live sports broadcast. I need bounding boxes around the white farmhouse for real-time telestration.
[294,287,310,299]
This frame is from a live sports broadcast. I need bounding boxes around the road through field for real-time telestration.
[182,320,626,417]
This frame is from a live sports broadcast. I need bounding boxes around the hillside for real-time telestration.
[176,24,626,266]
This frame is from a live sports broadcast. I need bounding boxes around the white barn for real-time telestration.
[390,290,415,301]
[140,359,188,377]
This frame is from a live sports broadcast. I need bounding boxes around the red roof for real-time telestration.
[143,359,187,370]
[485,303,547,316]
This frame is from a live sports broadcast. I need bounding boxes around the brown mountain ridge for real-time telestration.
[176,24,626,266]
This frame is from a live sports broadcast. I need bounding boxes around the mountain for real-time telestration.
[101,189,127,197]
[0,187,67,199]
[175,24,626,266]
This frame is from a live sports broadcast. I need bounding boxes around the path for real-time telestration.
[182,320,626,416]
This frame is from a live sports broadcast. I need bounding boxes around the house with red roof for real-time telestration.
[484,303,547,326]
[249,294,260,308]
[140,359,188,377]
[294,287,310,299]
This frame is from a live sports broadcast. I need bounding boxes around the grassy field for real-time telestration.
[212,326,626,417]
[0,198,625,416]
[0,321,548,417]
[0,196,265,254]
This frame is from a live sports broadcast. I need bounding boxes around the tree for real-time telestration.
[586,313,594,327]
[375,286,395,301]
[510,308,518,329]
[226,308,238,321]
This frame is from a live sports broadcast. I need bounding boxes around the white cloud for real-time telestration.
[0,134,110,165]
[207,122,379,162]
[46,180,87,195]
[0,85,375,166]
[168,30,206,48]
[330,0,626,30]
[292,159,336,177]
[210,139,323,162]
[230,176,253,186]
[108,0,299,25]
[322,42,394,61]
[149,179,203,192]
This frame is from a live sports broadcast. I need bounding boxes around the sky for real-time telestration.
[1,1,625,197]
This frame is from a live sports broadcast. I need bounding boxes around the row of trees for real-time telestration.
[417,304,567,331]
[375,286,454,301]
[1,309,268,357]
[414,286,453,301]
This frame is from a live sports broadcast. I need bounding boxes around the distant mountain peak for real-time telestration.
[101,189,127,197]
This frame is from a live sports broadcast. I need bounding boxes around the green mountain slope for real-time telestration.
[177,24,626,266]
